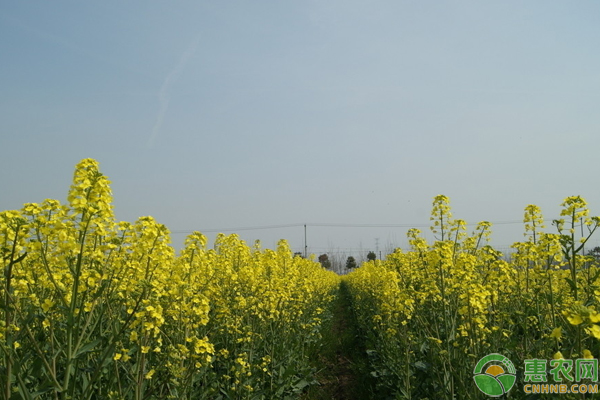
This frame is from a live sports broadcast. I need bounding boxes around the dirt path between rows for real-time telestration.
[303,281,377,400]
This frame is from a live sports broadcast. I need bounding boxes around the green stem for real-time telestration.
[3,225,22,400]
[62,212,92,399]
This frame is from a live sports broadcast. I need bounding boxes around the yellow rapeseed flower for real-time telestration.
[586,324,600,339]
[567,314,584,326]
[590,311,600,323]
[549,327,562,340]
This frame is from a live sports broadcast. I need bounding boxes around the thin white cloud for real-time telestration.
[147,34,201,148]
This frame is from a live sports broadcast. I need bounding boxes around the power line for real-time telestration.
[170,219,555,234]
[171,223,303,233]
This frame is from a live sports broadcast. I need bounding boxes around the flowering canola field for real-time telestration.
[345,195,600,399]
[0,159,339,400]
[3,159,600,400]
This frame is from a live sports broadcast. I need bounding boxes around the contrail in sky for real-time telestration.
[147,34,201,148]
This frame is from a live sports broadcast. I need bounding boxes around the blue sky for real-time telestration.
[2,1,600,258]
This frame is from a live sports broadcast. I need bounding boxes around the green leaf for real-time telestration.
[413,361,428,371]
[30,384,55,399]
[292,379,311,391]
[74,339,102,359]
[565,278,577,294]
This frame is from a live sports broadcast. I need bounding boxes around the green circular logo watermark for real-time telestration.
[473,353,517,397]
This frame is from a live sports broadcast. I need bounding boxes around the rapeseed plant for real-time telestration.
[0,159,339,400]
[346,194,600,399]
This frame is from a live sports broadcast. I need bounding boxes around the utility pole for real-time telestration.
[304,224,307,258]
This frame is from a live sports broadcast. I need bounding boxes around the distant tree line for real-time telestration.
[317,251,378,271]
